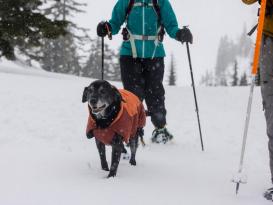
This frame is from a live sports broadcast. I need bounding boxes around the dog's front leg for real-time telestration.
[129,128,143,166]
[108,134,123,178]
[129,134,139,166]
[95,138,109,171]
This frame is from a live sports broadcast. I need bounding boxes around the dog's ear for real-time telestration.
[111,86,122,102]
[82,87,88,103]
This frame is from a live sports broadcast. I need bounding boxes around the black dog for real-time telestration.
[82,80,145,178]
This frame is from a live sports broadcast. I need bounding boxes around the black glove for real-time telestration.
[176,27,193,44]
[97,21,112,38]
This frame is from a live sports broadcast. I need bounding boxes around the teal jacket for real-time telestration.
[109,0,180,58]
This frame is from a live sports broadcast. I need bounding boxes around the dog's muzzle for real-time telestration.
[89,102,107,114]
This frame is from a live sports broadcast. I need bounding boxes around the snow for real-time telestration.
[0,62,271,205]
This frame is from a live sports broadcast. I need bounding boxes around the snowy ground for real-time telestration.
[0,62,271,205]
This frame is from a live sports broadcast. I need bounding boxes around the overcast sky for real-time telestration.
[76,0,258,86]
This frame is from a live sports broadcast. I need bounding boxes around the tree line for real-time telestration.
[0,0,121,81]
[0,0,185,85]
[200,25,259,87]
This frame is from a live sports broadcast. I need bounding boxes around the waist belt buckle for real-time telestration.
[142,35,149,41]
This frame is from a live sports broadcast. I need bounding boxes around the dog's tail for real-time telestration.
[137,128,146,147]
[140,135,146,147]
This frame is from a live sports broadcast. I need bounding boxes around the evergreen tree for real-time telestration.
[215,36,236,86]
[44,0,90,49]
[214,27,253,87]
[41,35,82,75]
[240,72,248,86]
[219,75,228,86]
[82,38,101,79]
[200,70,214,86]
[238,24,252,57]
[38,0,90,75]
[0,0,67,60]
[168,54,176,86]
[83,37,120,81]
[232,60,239,86]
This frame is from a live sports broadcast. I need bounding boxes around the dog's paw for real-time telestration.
[129,158,136,166]
[102,166,110,171]
[101,163,110,171]
[107,171,117,178]
[86,131,94,139]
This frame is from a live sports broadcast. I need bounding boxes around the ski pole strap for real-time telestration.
[105,23,112,40]
[248,24,258,36]
[247,7,262,36]
[248,5,273,36]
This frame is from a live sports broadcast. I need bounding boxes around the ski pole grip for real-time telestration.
[105,23,112,40]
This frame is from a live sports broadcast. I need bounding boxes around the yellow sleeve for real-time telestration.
[242,0,258,5]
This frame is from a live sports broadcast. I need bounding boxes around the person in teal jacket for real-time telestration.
[97,0,193,143]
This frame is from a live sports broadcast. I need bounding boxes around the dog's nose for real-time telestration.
[89,98,97,105]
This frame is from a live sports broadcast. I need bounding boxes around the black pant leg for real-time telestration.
[143,58,166,128]
[260,36,273,183]
[119,56,145,101]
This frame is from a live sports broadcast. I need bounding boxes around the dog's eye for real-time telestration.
[88,88,94,93]
[100,89,106,95]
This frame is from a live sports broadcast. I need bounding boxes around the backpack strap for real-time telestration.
[126,0,162,23]
[125,0,135,22]
[248,3,273,36]
[123,0,165,59]
[152,0,162,25]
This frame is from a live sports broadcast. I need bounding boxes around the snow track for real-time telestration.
[0,64,271,205]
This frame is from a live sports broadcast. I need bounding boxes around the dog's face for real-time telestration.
[82,80,120,116]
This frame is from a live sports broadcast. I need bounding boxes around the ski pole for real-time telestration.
[232,0,267,195]
[233,77,255,195]
[101,23,112,80]
[101,36,104,80]
[184,40,204,152]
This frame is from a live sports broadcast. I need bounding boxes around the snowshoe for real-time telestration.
[151,127,173,144]
[264,187,273,201]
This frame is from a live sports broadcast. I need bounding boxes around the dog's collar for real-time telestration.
[90,100,122,129]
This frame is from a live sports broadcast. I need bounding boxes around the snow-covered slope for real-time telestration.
[0,64,271,205]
